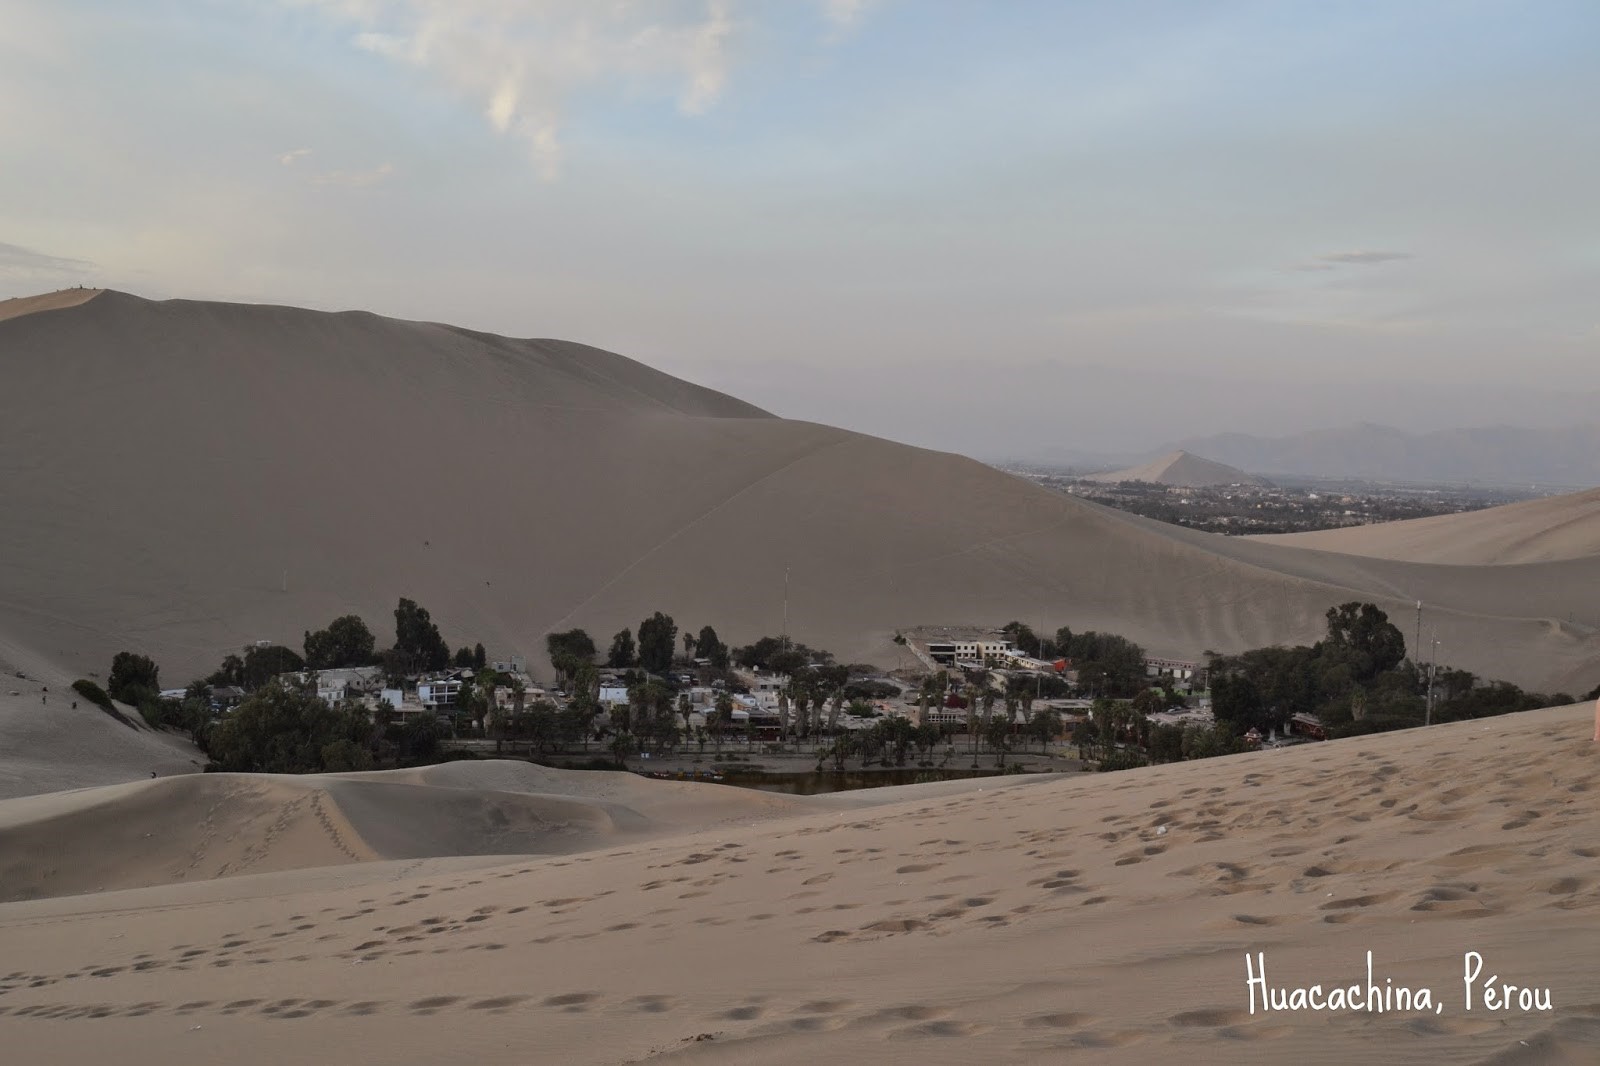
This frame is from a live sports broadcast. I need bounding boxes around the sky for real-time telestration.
[3,0,1597,459]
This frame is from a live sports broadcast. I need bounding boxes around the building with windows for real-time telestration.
[1144,657,1201,683]
[418,677,463,711]
[924,639,1022,668]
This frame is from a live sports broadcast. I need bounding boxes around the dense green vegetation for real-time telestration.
[998,622,1147,696]
[1206,601,1571,740]
[732,636,831,675]
[205,682,376,773]
[71,678,115,713]
[1087,601,1578,773]
[82,588,1586,779]
[393,597,450,673]
[107,652,160,707]
[547,628,598,685]
[302,615,377,670]
[693,625,730,669]
[607,627,636,668]
[636,612,678,675]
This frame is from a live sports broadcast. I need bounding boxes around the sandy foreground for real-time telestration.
[3,705,1598,1065]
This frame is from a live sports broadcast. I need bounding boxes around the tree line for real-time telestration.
[1091,601,1586,773]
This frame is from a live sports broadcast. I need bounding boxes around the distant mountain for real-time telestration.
[1174,423,1600,488]
[1081,450,1269,488]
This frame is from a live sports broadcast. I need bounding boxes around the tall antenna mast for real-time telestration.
[1425,629,1440,726]
[782,565,790,650]
[1414,600,1422,668]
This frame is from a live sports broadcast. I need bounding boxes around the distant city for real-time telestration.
[1002,459,1537,536]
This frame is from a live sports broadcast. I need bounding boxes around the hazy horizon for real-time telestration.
[4,1,1596,456]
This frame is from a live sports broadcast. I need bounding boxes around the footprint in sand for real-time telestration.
[1231,914,1284,927]
[407,996,461,1016]
[1024,1011,1097,1029]
[1065,1029,1144,1048]
[869,1005,950,1023]
[1403,1016,1500,1036]
[543,992,599,1011]
[624,995,675,1014]
[1171,1007,1250,1028]
[1320,891,1396,910]
[885,1019,990,1039]
[468,996,527,1013]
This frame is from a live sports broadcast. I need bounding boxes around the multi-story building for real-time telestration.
[924,639,1022,667]
[418,677,463,711]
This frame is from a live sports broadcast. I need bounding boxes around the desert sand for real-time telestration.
[1,289,1595,706]
[1257,488,1600,565]
[1083,449,1269,488]
[2,704,1598,1065]
[0,635,200,800]
[0,288,101,323]
[4,288,1600,1064]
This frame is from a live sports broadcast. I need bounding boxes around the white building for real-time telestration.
[1148,707,1215,729]
[1144,657,1200,682]
[745,673,789,713]
[317,666,384,693]
[492,678,546,712]
[376,687,429,720]
[418,678,463,711]
[598,683,630,708]
[924,639,1022,667]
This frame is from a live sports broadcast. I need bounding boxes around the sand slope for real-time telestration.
[1,289,1596,716]
[1258,487,1600,565]
[0,634,201,801]
[0,761,809,903]
[1,705,1597,1064]
[1084,449,1269,487]
[0,289,101,323]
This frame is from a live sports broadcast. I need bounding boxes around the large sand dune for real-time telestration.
[0,288,101,323]
[1,289,1596,741]
[1257,487,1600,565]
[1084,449,1268,487]
[0,704,1596,1064]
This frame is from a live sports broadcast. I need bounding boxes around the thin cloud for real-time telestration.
[311,162,395,188]
[822,0,877,34]
[278,147,312,166]
[289,1,744,180]
[0,241,93,282]
[1317,250,1413,266]
[1284,250,1414,273]
[288,1,875,179]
